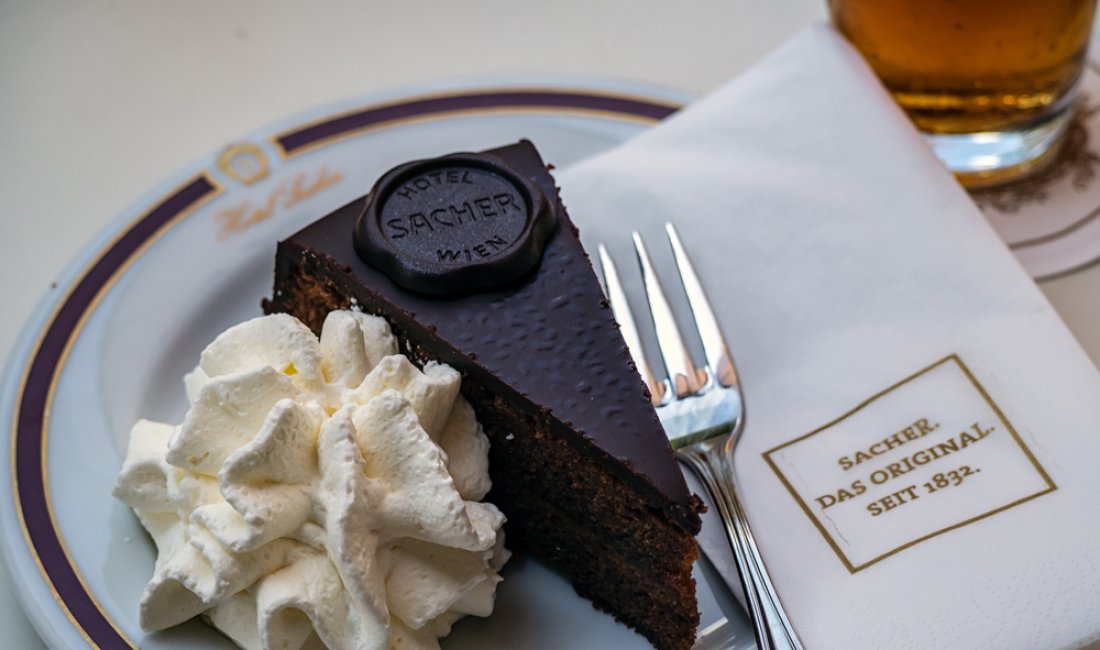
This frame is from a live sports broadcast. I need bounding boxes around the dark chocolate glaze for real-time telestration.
[276,140,700,532]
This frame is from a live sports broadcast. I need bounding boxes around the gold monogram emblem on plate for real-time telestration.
[217,142,270,185]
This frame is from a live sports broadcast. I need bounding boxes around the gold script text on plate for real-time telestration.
[215,166,344,240]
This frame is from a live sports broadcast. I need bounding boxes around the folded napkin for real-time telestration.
[558,23,1100,650]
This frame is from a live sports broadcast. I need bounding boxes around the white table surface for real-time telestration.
[3,2,1098,649]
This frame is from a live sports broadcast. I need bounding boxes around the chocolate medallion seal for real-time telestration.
[354,151,556,295]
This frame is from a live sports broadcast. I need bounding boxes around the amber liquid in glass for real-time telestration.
[829,0,1096,135]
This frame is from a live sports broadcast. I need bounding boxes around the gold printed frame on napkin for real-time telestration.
[763,354,1056,573]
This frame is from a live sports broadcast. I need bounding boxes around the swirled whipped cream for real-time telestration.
[113,311,509,650]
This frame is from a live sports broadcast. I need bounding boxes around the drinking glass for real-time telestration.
[829,0,1098,187]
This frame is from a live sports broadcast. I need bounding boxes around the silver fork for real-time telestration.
[598,223,802,650]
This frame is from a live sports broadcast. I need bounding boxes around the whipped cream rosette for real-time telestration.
[113,311,510,650]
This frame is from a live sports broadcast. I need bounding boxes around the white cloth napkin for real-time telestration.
[558,23,1100,650]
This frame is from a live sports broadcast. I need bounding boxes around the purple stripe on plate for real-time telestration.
[276,90,678,155]
[15,175,217,649]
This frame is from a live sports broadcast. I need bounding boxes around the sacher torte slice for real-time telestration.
[263,140,704,650]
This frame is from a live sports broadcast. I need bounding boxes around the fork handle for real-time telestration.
[679,437,804,650]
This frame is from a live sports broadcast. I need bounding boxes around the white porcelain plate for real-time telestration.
[0,78,754,650]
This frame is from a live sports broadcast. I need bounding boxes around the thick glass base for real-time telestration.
[923,104,1074,188]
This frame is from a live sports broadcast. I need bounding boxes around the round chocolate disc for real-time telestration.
[354,152,556,295]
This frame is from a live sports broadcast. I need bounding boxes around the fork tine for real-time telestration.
[665,223,740,389]
[598,244,666,405]
[632,231,706,400]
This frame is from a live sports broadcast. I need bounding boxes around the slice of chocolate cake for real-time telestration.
[264,140,704,650]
